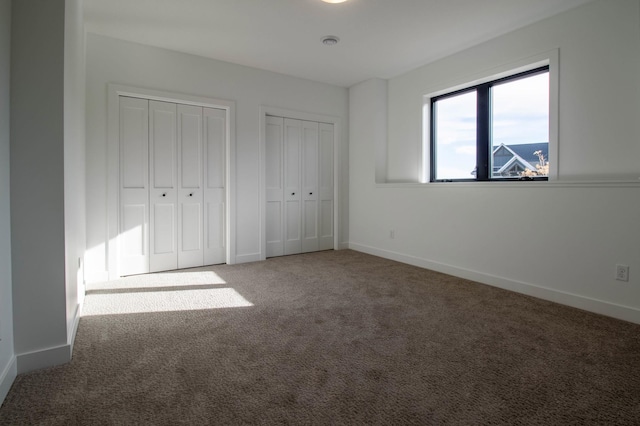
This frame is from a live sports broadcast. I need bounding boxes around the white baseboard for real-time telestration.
[348,243,640,325]
[0,355,17,405]
[68,302,82,352]
[15,303,81,375]
[84,269,109,284]
[16,344,72,374]
[234,252,261,264]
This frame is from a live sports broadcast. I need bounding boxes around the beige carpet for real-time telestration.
[1,250,639,425]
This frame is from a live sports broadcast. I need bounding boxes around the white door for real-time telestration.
[118,96,227,275]
[265,116,334,258]
[203,107,226,265]
[284,118,302,255]
[149,100,178,273]
[301,121,319,253]
[318,123,334,250]
[265,116,284,257]
[177,104,204,269]
[119,97,149,276]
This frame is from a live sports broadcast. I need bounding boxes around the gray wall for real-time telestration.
[0,0,15,404]
[11,0,67,359]
[9,0,85,373]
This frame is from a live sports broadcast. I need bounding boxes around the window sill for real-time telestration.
[376,178,640,189]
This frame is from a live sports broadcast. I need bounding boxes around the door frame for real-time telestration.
[259,106,341,260]
[107,84,236,279]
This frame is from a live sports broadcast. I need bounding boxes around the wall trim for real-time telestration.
[16,344,71,374]
[375,179,640,189]
[0,355,17,405]
[106,84,237,279]
[68,302,82,352]
[349,242,640,325]
[258,106,342,261]
[235,252,262,264]
[84,269,109,285]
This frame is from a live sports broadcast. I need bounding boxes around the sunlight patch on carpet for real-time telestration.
[87,270,228,291]
[82,288,253,316]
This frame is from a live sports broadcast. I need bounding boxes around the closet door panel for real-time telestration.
[149,101,178,272]
[320,199,333,244]
[266,202,282,256]
[203,107,226,264]
[151,105,177,188]
[181,203,202,251]
[318,123,334,250]
[119,97,149,276]
[121,101,147,190]
[284,118,302,255]
[205,109,225,188]
[180,112,202,189]
[301,121,319,253]
[265,116,284,257]
[152,204,175,253]
[122,204,146,258]
[178,104,204,269]
[206,201,224,261]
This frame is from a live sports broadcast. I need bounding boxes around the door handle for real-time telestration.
[291,192,295,196]
[309,192,313,195]
[162,193,166,197]
[189,193,194,197]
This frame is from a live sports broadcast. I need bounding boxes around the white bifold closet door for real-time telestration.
[119,96,225,276]
[176,104,204,270]
[149,100,178,272]
[119,97,150,276]
[265,116,333,258]
[203,108,227,266]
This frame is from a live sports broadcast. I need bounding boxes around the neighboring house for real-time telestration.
[492,142,548,177]
[470,142,549,177]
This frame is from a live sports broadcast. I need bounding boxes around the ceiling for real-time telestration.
[83,0,595,88]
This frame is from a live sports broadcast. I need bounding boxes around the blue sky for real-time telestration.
[434,72,549,179]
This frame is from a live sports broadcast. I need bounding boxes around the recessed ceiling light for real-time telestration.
[321,36,340,46]
[322,0,348,3]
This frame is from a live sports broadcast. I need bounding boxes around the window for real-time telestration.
[430,66,549,182]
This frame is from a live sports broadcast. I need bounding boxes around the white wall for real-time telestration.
[349,78,387,188]
[64,0,86,348]
[10,0,84,373]
[85,34,349,280]
[349,0,640,323]
[0,0,16,405]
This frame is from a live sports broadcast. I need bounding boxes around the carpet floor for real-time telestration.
[1,250,639,425]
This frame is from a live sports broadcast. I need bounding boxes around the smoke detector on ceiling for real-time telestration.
[321,36,340,46]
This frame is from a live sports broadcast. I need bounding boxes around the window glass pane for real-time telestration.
[434,90,477,180]
[491,72,549,178]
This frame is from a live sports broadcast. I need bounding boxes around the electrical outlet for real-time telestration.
[615,264,629,282]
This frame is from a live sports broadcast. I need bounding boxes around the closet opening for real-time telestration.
[107,85,235,279]
[261,107,340,260]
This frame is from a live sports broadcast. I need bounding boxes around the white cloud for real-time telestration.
[455,145,476,155]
